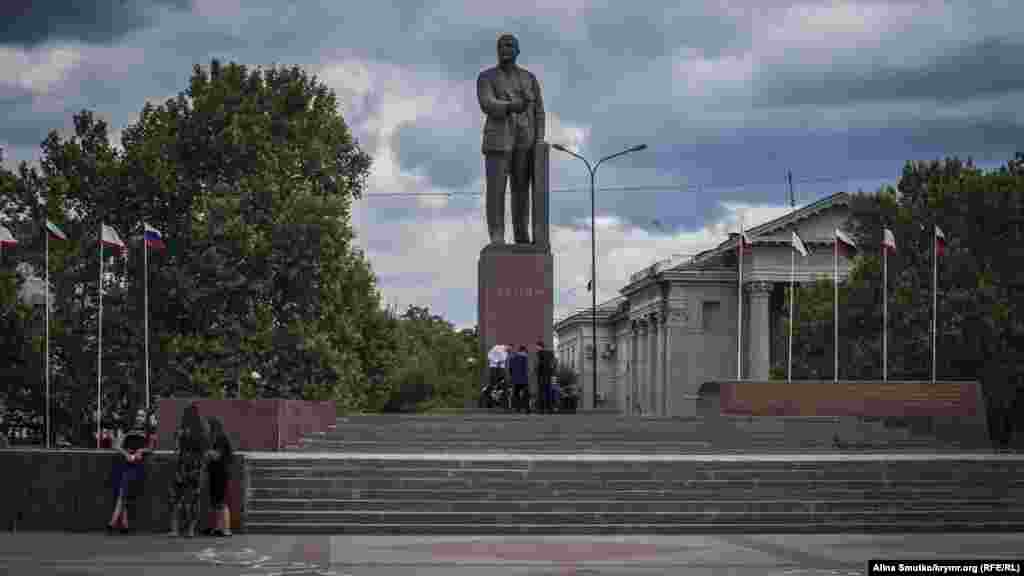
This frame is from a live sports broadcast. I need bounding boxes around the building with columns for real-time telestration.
[554,192,853,415]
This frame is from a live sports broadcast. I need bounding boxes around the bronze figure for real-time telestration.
[477,34,545,245]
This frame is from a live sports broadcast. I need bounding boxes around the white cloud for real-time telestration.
[0,46,83,96]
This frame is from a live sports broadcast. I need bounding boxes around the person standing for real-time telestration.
[535,340,556,413]
[205,417,234,537]
[485,343,509,407]
[107,408,154,534]
[167,403,209,537]
[508,345,530,413]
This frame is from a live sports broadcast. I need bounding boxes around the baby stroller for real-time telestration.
[479,373,510,409]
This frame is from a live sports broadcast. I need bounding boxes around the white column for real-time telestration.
[746,281,773,381]
[639,320,649,413]
[661,314,671,416]
[647,315,657,414]
[626,323,634,412]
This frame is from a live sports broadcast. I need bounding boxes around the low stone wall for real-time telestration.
[700,380,990,446]
[0,449,246,533]
[156,399,336,452]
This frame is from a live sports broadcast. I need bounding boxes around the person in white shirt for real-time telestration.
[487,344,510,401]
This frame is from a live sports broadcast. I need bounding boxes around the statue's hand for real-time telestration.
[508,97,526,114]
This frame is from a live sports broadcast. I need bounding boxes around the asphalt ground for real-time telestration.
[1,532,1022,576]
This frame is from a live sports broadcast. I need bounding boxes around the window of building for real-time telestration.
[702,301,721,332]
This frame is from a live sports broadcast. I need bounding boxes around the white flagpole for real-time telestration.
[883,244,888,382]
[737,217,743,380]
[834,236,838,383]
[97,230,103,449]
[45,230,50,449]
[788,245,794,383]
[144,225,150,412]
[932,226,938,384]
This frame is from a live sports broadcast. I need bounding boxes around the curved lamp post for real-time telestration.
[552,143,647,409]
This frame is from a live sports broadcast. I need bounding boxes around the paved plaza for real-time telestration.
[1,532,1022,575]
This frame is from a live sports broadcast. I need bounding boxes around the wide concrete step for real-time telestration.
[248,465,1020,482]
[247,498,1022,513]
[241,519,1024,534]
[249,482,1019,500]
[243,509,1024,526]
[248,485,1024,501]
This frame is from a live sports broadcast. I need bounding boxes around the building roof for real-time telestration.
[710,191,851,255]
[554,192,852,332]
[554,295,626,331]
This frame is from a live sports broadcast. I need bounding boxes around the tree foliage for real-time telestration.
[0,60,447,443]
[382,306,478,412]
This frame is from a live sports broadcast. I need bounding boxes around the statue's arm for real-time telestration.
[533,74,545,142]
[477,72,509,118]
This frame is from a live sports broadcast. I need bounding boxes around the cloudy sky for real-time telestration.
[2,1,1021,329]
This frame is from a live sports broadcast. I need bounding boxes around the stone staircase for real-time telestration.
[243,414,1021,534]
[291,413,983,453]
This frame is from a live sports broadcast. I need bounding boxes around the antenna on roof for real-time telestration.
[788,170,794,209]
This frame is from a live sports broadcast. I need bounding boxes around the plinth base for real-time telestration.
[478,245,553,389]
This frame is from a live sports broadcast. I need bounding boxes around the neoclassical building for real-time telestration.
[554,192,854,416]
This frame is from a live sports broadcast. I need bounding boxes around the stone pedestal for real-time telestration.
[478,245,554,386]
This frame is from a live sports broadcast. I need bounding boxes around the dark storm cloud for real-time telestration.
[756,37,1024,108]
[0,0,193,47]
[392,119,479,191]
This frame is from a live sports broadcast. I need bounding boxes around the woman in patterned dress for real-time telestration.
[167,403,209,537]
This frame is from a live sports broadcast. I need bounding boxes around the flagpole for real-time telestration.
[834,236,838,383]
[97,232,103,449]
[932,225,937,385]
[883,244,888,382]
[45,229,50,449]
[737,217,743,380]
[144,224,150,412]
[788,246,794,383]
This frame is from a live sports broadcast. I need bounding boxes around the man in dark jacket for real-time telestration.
[535,340,556,413]
[508,345,530,412]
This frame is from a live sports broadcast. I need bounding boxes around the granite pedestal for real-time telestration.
[478,244,554,390]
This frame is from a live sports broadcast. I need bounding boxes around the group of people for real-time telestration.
[486,340,557,412]
[106,402,234,537]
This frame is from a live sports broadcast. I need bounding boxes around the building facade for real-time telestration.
[554,192,853,415]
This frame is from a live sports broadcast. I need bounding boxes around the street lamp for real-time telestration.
[552,143,647,409]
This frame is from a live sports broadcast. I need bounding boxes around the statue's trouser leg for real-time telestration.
[485,153,509,243]
[509,147,532,244]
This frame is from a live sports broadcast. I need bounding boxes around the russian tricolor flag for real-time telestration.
[144,223,166,250]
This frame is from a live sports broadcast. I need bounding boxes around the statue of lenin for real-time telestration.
[477,34,545,245]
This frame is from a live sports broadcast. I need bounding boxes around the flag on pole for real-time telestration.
[0,223,17,246]
[100,224,126,253]
[143,223,166,250]
[882,228,897,255]
[737,232,754,256]
[46,220,67,241]
[791,230,810,257]
[787,229,808,383]
[934,225,946,257]
[881,228,895,381]
[834,228,856,257]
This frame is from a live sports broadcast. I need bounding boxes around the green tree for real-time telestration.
[383,306,479,412]
[0,59,414,441]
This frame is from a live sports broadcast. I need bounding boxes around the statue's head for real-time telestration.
[497,34,519,65]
